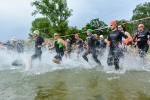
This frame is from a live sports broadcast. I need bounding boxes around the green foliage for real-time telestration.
[90,18,107,29]
[30,1,150,40]
[81,18,109,38]
[117,19,136,35]
[132,2,150,30]
[32,0,72,36]
[31,17,52,38]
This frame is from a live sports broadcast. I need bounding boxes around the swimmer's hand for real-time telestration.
[49,46,55,50]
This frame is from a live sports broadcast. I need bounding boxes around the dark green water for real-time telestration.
[0,68,150,100]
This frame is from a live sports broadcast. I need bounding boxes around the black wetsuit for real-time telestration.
[95,40,101,48]
[54,40,64,60]
[11,42,24,66]
[76,39,84,58]
[32,36,44,60]
[99,39,106,48]
[16,42,24,53]
[96,39,106,56]
[107,30,127,70]
[66,39,72,57]
[95,39,106,49]
[134,30,150,57]
[82,34,101,65]
[4,41,14,50]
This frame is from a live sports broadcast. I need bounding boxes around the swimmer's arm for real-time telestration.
[121,31,128,39]
[61,39,68,51]
[37,42,45,48]
[133,32,138,42]
[125,32,133,40]
[49,46,55,50]
[148,31,150,40]
[49,42,55,50]
[147,31,150,45]
[36,38,45,48]
[106,40,110,47]
[106,36,111,47]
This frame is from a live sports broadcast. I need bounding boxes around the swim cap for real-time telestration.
[100,35,104,39]
[87,29,93,33]
[33,30,40,35]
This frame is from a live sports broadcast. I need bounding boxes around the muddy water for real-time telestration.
[0,68,150,100]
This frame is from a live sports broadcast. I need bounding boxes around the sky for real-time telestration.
[0,0,149,41]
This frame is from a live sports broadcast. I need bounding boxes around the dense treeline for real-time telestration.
[30,1,150,40]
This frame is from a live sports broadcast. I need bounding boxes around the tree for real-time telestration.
[31,17,53,38]
[32,0,72,36]
[81,18,109,38]
[117,19,136,34]
[65,26,81,42]
[132,2,150,30]
[90,18,109,36]
[90,18,107,30]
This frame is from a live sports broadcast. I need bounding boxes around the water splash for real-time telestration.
[0,48,150,74]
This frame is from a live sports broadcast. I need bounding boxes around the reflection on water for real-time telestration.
[32,69,150,100]
[0,69,150,100]
[35,81,68,100]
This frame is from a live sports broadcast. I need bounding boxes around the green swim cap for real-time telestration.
[33,30,40,35]
[87,29,93,33]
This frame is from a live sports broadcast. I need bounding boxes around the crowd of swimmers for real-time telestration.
[0,20,150,70]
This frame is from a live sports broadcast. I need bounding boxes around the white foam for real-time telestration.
[0,48,150,74]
